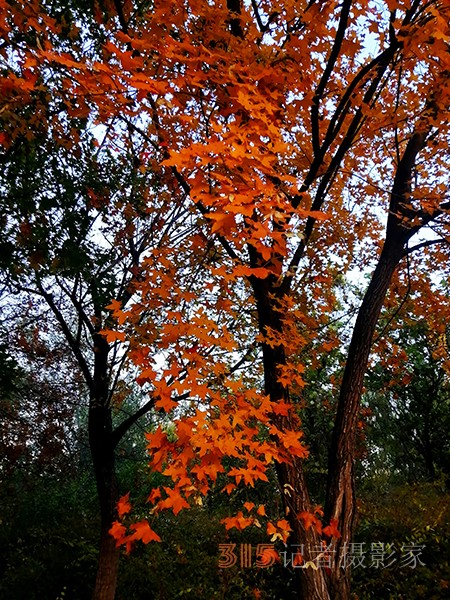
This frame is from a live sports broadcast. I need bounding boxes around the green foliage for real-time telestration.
[0,471,98,600]
[0,460,297,600]
[353,481,450,600]
[365,322,450,484]
[0,342,21,398]
[2,441,449,600]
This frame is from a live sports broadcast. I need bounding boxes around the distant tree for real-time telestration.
[366,320,450,485]
[0,331,81,479]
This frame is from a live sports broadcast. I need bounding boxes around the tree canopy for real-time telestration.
[2,1,450,599]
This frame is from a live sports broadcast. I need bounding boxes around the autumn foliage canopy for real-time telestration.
[2,0,450,597]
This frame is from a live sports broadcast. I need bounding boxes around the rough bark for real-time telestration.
[324,130,430,598]
[276,461,331,600]
[324,240,406,599]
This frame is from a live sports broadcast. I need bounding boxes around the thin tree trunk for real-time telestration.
[252,277,331,600]
[422,411,436,480]
[90,404,120,600]
[90,333,120,600]
[324,129,430,598]
[324,240,405,599]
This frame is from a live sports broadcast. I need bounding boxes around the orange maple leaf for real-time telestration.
[101,329,126,343]
[298,511,322,534]
[117,492,132,517]
[159,487,190,515]
[222,483,237,494]
[105,299,122,312]
[129,519,161,543]
[267,519,292,543]
[109,521,127,544]
[148,488,162,505]
[206,212,236,235]
[323,518,341,539]
[222,511,254,531]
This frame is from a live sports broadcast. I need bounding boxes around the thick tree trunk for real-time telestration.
[94,527,119,600]
[276,460,331,600]
[90,333,120,600]
[250,128,428,599]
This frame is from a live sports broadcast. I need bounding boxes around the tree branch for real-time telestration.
[111,391,190,446]
[404,237,449,256]
[311,0,352,156]
[35,277,94,390]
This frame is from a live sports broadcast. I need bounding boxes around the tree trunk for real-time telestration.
[250,127,429,599]
[252,276,331,600]
[324,129,430,598]
[276,460,331,600]
[94,531,119,600]
[90,403,120,600]
[253,236,414,598]
[422,411,436,480]
[90,333,120,600]
[323,239,405,598]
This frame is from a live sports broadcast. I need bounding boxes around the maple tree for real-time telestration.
[2,0,450,599]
